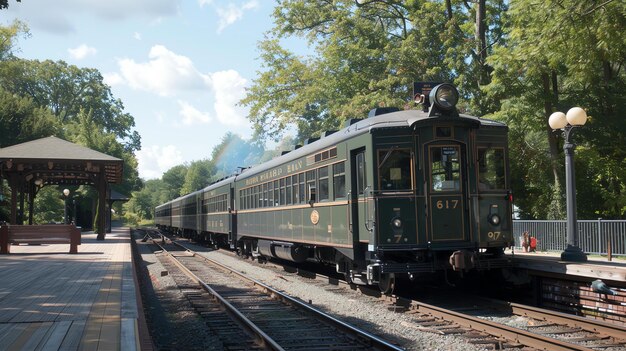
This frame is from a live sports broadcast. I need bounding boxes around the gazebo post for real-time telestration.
[19,181,25,225]
[9,176,18,225]
[28,182,35,225]
[97,173,107,240]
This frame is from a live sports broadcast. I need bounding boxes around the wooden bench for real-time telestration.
[0,224,81,254]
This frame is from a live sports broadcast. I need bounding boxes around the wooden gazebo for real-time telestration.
[0,136,124,240]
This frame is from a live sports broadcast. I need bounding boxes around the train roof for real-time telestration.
[155,108,507,204]
[236,109,506,181]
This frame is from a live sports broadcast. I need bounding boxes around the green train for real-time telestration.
[155,84,513,293]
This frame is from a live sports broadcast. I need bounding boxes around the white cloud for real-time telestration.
[68,44,97,60]
[210,69,249,127]
[198,0,214,8]
[102,72,124,87]
[133,32,142,40]
[6,0,181,34]
[178,100,211,125]
[117,45,209,96]
[215,1,259,33]
[136,144,184,179]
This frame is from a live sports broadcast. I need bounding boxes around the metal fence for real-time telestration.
[512,219,626,257]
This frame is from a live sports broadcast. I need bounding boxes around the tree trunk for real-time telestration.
[475,0,488,86]
[544,71,564,218]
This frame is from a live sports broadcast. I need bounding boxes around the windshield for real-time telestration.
[378,149,412,191]
[430,146,461,192]
[478,147,506,190]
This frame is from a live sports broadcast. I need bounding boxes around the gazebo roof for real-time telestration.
[0,136,124,184]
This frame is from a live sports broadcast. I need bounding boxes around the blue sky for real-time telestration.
[1,0,295,179]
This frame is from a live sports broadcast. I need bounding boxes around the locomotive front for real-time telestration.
[364,84,513,292]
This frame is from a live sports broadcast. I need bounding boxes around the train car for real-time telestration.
[232,83,512,292]
[155,83,513,293]
[198,177,236,247]
[154,201,172,228]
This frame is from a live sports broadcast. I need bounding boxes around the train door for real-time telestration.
[425,143,471,244]
[349,148,368,262]
[229,186,236,249]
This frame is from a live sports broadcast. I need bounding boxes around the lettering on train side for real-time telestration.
[287,160,303,173]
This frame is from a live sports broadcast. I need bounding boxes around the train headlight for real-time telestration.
[488,214,501,226]
[391,218,403,229]
[429,84,459,111]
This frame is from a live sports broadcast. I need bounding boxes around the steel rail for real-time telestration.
[400,296,599,351]
[152,240,286,351]
[503,300,626,340]
[170,240,405,351]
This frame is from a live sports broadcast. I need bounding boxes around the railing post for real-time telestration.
[597,218,602,255]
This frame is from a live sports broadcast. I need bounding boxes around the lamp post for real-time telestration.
[548,107,588,262]
[63,188,70,224]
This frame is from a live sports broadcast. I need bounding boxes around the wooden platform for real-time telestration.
[0,227,140,351]
[506,251,626,285]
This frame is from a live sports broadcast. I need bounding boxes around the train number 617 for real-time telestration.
[436,200,459,209]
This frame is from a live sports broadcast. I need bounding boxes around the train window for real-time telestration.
[306,170,316,201]
[279,178,286,206]
[274,180,279,206]
[298,173,305,203]
[318,166,329,201]
[333,162,346,199]
[286,177,292,205]
[378,149,412,191]
[356,152,366,195]
[478,147,506,190]
[268,183,272,207]
[430,146,461,192]
[292,175,299,204]
[435,126,452,138]
[247,190,250,210]
[262,183,268,207]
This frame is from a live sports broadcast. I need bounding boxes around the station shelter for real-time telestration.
[0,136,124,240]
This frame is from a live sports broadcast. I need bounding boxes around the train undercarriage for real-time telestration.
[156,225,510,294]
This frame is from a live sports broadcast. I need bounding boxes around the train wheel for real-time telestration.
[378,273,395,294]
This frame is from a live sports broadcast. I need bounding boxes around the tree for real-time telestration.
[0,59,140,152]
[241,0,507,141]
[0,20,28,60]
[181,159,214,195]
[0,87,59,147]
[485,0,626,218]
[162,165,188,200]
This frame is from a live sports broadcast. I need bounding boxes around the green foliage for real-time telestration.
[124,179,167,222]
[0,58,140,151]
[485,0,626,218]
[181,159,214,195]
[0,20,28,60]
[0,87,59,147]
[32,187,65,224]
[162,165,188,199]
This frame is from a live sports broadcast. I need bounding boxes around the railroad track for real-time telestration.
[380,293,626,351]
[147,228,626,350]
[142,229,404,351]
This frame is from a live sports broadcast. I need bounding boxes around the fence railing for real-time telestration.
[512,219,626,257]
